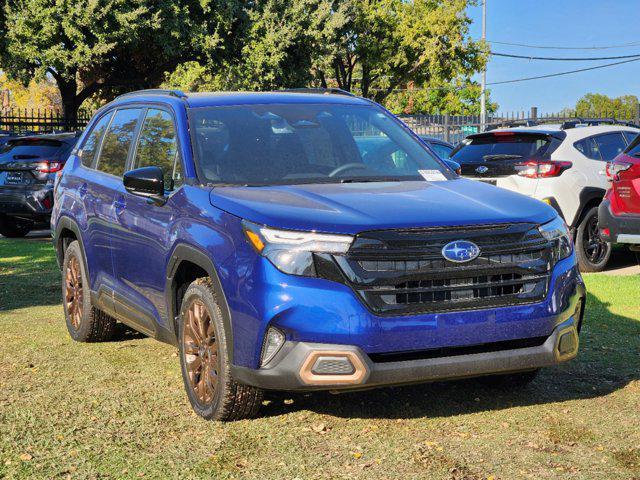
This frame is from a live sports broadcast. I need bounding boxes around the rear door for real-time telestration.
[451,131,562,186]
[110,107,184,334]
[574,132,627,191]
[87,108,144,299]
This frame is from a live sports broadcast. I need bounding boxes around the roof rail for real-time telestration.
[559,117,640,129]
[116,89,188,100]
[278,87,355,97]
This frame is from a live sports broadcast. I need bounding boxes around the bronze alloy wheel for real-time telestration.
[183,299,219,405]
[65,255,83,330]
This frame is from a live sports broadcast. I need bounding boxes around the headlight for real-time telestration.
[538,216,572,262]
[243,221,354,276]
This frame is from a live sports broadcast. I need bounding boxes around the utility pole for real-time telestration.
[480,0,487,131]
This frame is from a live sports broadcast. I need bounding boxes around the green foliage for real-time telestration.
[0,0,243,117]
[167,0,487,114]
[385,80,498,115]
[574,93,639,119]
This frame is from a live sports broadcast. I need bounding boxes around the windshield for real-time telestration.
[189,103,449,185]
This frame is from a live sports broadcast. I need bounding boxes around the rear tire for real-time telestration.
[178,277,263,421]
[0,215,32,238]
[62,240,116,342]
[575,206,611,272]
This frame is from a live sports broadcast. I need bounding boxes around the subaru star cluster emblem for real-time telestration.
[475,165,489,174]
[442,240,481,263]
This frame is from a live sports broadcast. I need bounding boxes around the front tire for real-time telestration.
[0,214,32,238]
[575,206,611,272]
[178,277,263,421]
[62,240,116,342]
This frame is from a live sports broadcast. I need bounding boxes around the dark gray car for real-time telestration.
[0,133,78,237]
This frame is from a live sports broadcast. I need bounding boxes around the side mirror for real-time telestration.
[123,166,166,204]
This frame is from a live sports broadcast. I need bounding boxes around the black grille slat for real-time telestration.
[336,222,552,315]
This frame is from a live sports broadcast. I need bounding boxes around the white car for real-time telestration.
[450,124,640,272]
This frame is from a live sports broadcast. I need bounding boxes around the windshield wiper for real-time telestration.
[482,154,523,161]
[338,177,405,183]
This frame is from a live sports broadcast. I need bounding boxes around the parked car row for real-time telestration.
[449,123,640,272]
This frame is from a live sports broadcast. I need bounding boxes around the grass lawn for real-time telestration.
[1,237,639,480]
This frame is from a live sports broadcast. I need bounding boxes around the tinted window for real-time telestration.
[452,133,554,164]
[574,137,601,160]
[0,139,62,160]
[96,109,141,176]
[429,142,453,160]
[189,104,447,185]
[623,131,638,145]
[593,132,626,161]
[133,109,179,189]
[80,112,113,167]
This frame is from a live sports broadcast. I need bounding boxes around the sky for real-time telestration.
[466,0,640,114]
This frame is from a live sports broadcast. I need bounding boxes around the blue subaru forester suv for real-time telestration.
[52,89,586,420]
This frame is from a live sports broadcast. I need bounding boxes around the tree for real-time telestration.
[574,93,639,119]
[322,0,487,103]
[384,79,498,115]
[165,0,348,92]
[0,72,61,110]
[0,0,243,119]
[166,0,486,114]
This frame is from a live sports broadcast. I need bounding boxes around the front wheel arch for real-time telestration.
[165,244,234,362]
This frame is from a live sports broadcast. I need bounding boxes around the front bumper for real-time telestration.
[598,199,640,244]
[232,315,582,391]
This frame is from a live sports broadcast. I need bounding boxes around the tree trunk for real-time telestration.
[57,78,79,131]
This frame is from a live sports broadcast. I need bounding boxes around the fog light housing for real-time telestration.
[555,326,579,361]
[311,356,356,375]
[260,327,285,366]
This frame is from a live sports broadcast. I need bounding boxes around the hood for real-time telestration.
[209,178,557,234]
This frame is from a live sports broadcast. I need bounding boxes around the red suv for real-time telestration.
[599,134,640,248]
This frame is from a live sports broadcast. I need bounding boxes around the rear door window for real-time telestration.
[80,112,113,167]
[96,109,142,177]
[451,133,554,164]
[593,132,626,161]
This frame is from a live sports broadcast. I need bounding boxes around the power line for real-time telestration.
[487,57,640,85]
[492,52,640,61]
[489,39,640,50]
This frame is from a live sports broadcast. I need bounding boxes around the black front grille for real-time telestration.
[333,223,553,315]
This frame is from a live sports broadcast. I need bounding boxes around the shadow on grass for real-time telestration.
[261,290,640,420]
[0,237,61,311]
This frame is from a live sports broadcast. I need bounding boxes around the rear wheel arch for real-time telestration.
[571,187,606,228]
[165,244,234,362]
[54,217,88,275]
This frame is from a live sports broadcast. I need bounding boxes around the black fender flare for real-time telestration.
[571,187,606,228]
[53,216,89,276]
[165,243,234,362]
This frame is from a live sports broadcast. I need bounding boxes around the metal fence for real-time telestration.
[0,108,92,134]
[400,106,640,145]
